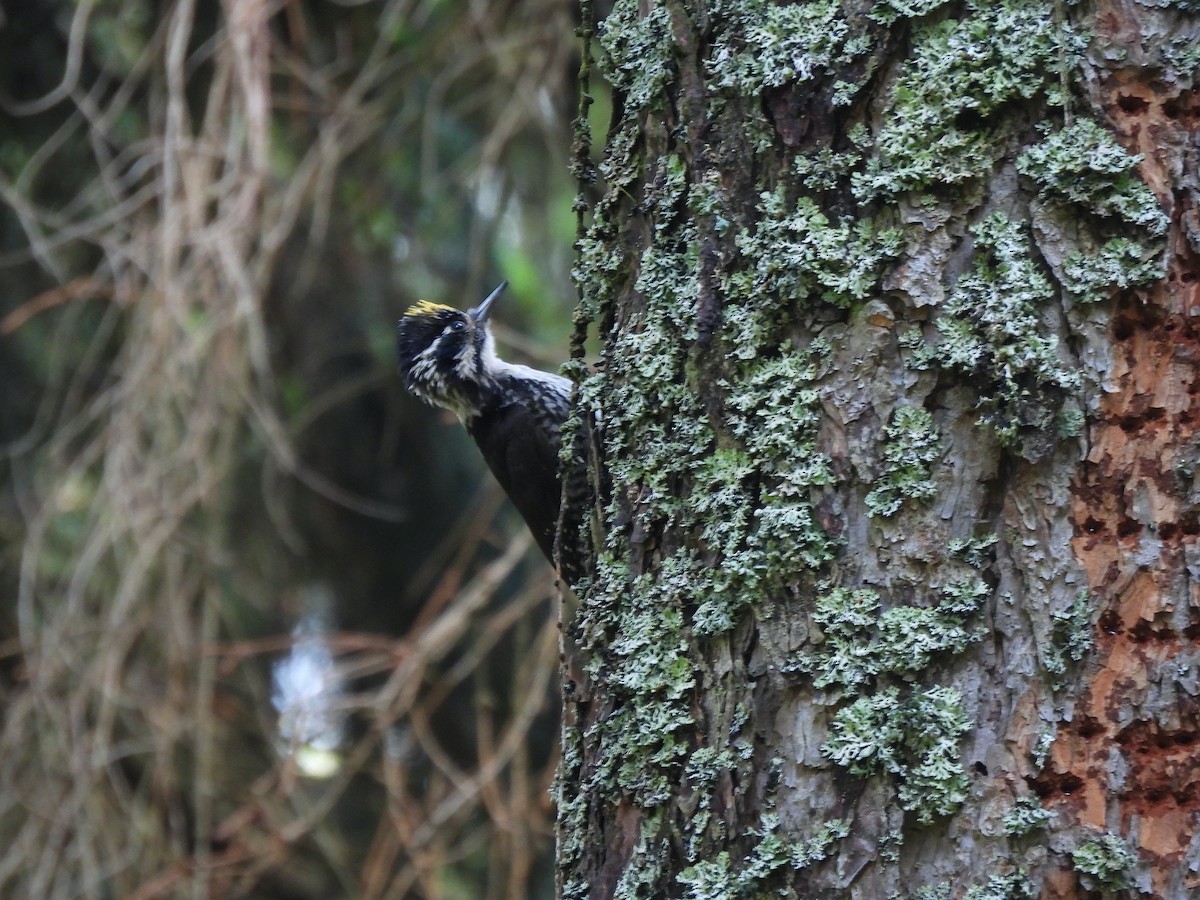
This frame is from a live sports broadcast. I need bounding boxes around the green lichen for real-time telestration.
[568,31,866,862]
[1056,404,1085,438]
[577,234,705,544]
[868,0,954,25]
[908,885,955,900]
[597,0,675,111]
[1016,118,1167,303]
[676,816,849,899]
[675,758,849,897]
[739,815,850,885]
[822,685,972,824]
[793,146,864,192]
[1002,794,1054,837]
[963,874,1038,900]
[1071,832,1139,893]
[681,747,737,859]
[573,213,631,320]
[581,553,697,806]
[581,337,833,644]
[689,347,836,633]
[1031,728,1055,769]
[934,212,1080,452]
[865,406,942,517]
[1016,119,1167,234]
[707,0,856,94]
[898,325,934,368]
[1163,38,1200,74]
[566,0,1116,886]
[879,828,904,863]
[1060,238,1166,303]
[948,532,999,567]
[596,122,645,192]
[794,575,988,828]
[569,216,840,886]
[613,811,669,899]
[556,714,589,898]
[676,852,737,900]
[726,346,824,466]
[565,222,710,887]
[854,0,1076,200]
[653,154,691,236]
[794,582,986,691]
[791,557,988,825]
[1044,590,1096,686]
[905,874,1036,900]
[729,189,902,333]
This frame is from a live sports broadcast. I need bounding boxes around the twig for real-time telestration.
[0,277,113,334]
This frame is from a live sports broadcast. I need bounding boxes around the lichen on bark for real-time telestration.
[559,0,1192,895]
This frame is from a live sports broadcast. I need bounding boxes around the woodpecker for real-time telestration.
[396,281,585,579]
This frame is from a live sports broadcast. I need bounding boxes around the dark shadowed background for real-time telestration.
[0,1,598,896]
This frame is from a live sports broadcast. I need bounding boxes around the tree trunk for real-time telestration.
[558,0,1199,897]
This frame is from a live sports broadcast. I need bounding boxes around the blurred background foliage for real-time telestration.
[0,0,598,896]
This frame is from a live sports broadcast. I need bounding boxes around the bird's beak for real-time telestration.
[470,280,508,323]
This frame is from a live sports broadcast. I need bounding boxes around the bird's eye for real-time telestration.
[450,321,466,332]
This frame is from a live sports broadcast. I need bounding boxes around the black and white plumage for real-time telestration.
[396,281,581,575]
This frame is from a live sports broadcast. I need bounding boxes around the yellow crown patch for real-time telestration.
[404,299,455,317]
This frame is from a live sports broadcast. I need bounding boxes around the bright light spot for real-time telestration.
[294,744,342,779]
[392,234,411,262]
[474,170,503,220]
[272,583,345,778]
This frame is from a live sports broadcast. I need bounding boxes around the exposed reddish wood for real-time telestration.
[1059,30,1200,896]
[1041,866,1084,900]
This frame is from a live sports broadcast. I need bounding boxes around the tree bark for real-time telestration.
[559,0,1200,897]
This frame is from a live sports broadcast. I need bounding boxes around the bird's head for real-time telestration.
[395,280,506,417]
